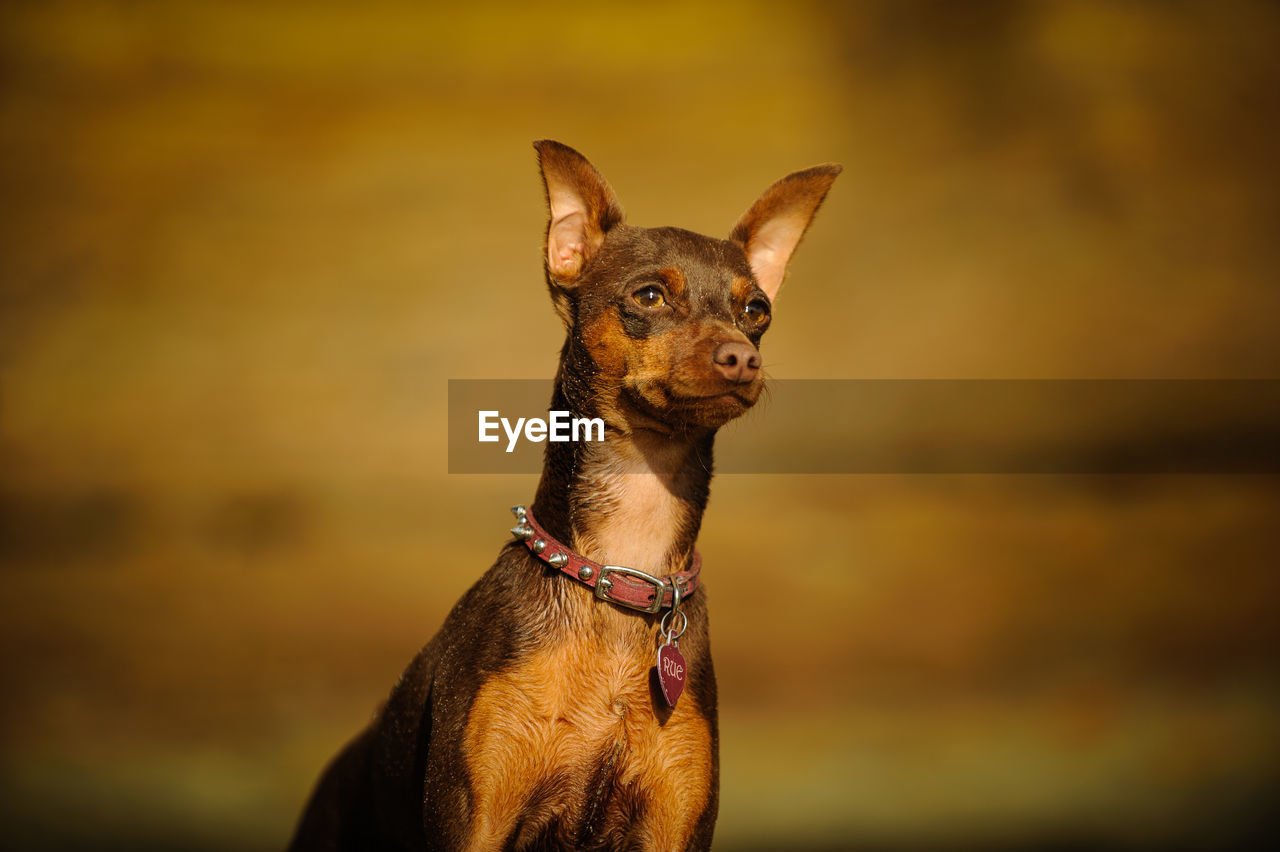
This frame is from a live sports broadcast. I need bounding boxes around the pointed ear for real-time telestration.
[729,164,842,300]
[534,140,624,287]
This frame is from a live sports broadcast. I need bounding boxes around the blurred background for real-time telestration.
[2,1,1278,849]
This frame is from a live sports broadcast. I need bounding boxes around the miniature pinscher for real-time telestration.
[288,141,840,851]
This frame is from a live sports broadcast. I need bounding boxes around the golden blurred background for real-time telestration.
[2,1,1278,849]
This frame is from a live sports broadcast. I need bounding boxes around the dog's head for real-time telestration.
[535,140,839,432]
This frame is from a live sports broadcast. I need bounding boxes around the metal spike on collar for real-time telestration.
[510,505,527,519]
[532,539,547,554]
[547,552,568,568]
[510,524,533,540]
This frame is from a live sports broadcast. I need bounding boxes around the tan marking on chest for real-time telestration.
[463,632,712,850]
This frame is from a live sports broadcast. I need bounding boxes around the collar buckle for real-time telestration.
[594,564,667,613]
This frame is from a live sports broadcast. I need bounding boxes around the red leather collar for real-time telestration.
[510,505,700,613]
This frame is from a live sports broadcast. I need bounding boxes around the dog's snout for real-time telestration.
[711,341,761,384]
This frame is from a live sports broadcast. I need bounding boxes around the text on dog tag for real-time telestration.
[656,643,686,707]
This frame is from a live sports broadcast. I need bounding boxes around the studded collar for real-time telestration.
[509,505,701,613]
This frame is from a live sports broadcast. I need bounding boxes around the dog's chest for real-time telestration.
[462,633,712,847]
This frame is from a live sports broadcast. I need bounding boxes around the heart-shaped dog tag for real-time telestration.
[656,643,687,707]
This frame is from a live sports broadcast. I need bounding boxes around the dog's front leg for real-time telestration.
[459,810,518,852]
[457,675,560,852]
[623,710,718,852]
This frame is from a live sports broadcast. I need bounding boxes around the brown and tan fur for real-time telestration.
[288,142,839,851]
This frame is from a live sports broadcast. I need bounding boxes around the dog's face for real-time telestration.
[572,225,770,429]
[535,141,839,432]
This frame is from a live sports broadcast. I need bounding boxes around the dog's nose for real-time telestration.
[711,341,761,384]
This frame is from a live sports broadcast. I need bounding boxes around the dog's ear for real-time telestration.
[730,164,842,300]
[534,141,624,292]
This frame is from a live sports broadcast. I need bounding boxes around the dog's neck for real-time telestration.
[569,429,709,576]
[531,359,713,579]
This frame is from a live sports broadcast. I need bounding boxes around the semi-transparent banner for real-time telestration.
[447,380,1280,474]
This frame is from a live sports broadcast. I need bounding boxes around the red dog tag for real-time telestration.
[656,643,687,707]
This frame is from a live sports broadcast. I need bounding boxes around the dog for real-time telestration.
[288,141,840,851]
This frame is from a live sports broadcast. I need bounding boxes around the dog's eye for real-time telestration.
[632,285,666,309]
[744,298,771,325]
